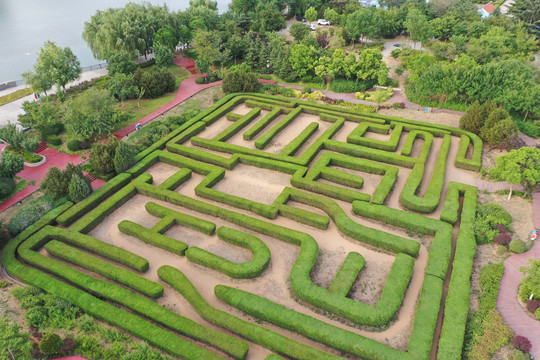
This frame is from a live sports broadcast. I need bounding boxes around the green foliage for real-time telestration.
[222,70,260,94]
[0,150,24,178]
[39,332,63,356]
[329,78,374,93]
[474,203,512,244]
[0,317,32,360]
[520,258,540,301]
[0,177,15,199]
[508,0,540,36]
[69,173,93,203]
[466,309,514,360]
[0,123,27,151]
[489,147,540,196]
[404,8,433,44]
[6,195,66,236]
[509,239,527,253]
[108,73,137,105]
[107,52,137,76]
[45,134,62,146]
[134,67,175,98]
[346,8,383,42]
[479,107,518,146]
[289,44,319,78]
[23,40,81,93]
[90,142,116,175]
[290,23,311,42]
[114,142,137,174]
[67,139,82,151]
[479,264,504,310]
[154,42,174,68]
[305,6,317,23]
[42,163,89,198]
[18,100,60,136]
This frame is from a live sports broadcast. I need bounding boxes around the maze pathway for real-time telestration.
[3,94,486,360]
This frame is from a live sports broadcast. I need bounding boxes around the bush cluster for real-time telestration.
[134,66,175,98]
[512,335,532,353]
[7,195,67,236]
[329,78,375,93]
[222,70,260,94]
[41,163,92,202]
[474,203,512,244]
[89,138,137,177]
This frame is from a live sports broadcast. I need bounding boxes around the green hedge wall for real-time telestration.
[243,107,282,141]
[186,226,271,278]
[254,107,302,150]
[328,252,365,296]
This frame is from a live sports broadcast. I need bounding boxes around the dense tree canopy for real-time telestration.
[490,147,540,196]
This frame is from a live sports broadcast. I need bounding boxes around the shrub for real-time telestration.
[67,139,82,151]
[390,49,401,58]
[329,78,375,93]
[0,318,32,359]
[134,66,175,98]
[512,336,531,353]
[0,177,15,198]
[536,308,540,320]
[302,87,312,94]
[45,134,62,146]
[22,137,39,153]
[90,142,115,175]
[520,258,540,301]
[6,195,64,236]
[0,220,10,249]
[494,232,512,246]
[509,239,526,253]
[41,163,88,198]
[0,150,24,178]
[113,142,137,174]
[474,203,512,244]
[526,299,540,313]
[195,76,205,84]
[69,174,93,203]
[479,263,504,310]
[222,71,260,94]
[395,65,405,75]
[39,333,63,356]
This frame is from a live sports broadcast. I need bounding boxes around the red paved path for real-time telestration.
[0,185,39,212]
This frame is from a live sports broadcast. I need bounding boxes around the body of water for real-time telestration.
[0,0,229,83]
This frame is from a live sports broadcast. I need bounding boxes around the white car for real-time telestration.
[317,19,330,25]
[310,24,317,31]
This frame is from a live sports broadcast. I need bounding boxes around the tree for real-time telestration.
[108,73,137,106]
[113,142,137,174]
[509,0,540,35]
[404,8,433,46]
[133,67,175,98]
[62,89,119,141]
[0,151,24,179]
[290,23,311,42]
[459,101,486,134]
[479,107,517,145]
[193,29,222,75]
[289,44,319,78]
[222,70,260,94]
[25,41,81,93]
[324,8,339,24]
[18,101,60,136]
[0,318,32,360]
[251,4,286,33]
[90,143,115,175]
[345,8,382,44]
[305,6,317,24]
[69,174,93,203]
[21,70,54,96]
[489,147,540,197]
[356,48,386,82]
[41,163,88,198]
[0,124,27,151]
[153,27,177,67]
[107,52,137,76]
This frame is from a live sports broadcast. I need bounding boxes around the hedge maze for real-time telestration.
[2,94,483,360]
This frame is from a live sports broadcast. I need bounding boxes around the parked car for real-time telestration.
[296,15,307,22]
[317,19,330,25]
[310,24,317,31]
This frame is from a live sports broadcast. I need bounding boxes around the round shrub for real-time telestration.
[134,66,175,98]
[390,49,401,58]
[222,70,260,94]
[509,239,527,253]
[195,76,205,84]
[526,299,540,313]
[494,232,512,246]
[45,135,62,146]
[39,332,63,356]
[67,140,82,152]
[68,174,92,203]
[496,245,507,255]
[512,335,531,353]
[0,177,15,198]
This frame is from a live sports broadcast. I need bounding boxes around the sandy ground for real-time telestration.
[24,101,515,358]
[377,108,462,128]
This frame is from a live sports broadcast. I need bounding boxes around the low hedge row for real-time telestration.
[279,122,319,156]
[243,107,282,141]
[159,168,192,191]
[186,226,271,279]
[168,143,238,170]
[44,240,163,298]
[277,203,330,230]
[401,130,434,163]
[265,355,285,360]
[158,265,345,360]
[214,108,261,142]
[391,121,451,138]
[352,201,452,280]
[118,220,189,256]
[437,183,479,360]
[71,174,153,234]
[300,103,385,124]
[56,173,132,226]
[245,99,280,112]
[215,284,408,360]
[225,112,243,121]
[325,140,418,168]
[328,252,365,296]
[20,226,149,272]
[455,135,481,171]
[254,107,302,150]
[2,203,234,360]
[400,135,451,213]
[146,202,216,235]
[347,123,404,152]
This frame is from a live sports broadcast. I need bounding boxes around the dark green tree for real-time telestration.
[0,151,24,178]
[107,52,137,76]
[290,23,311,42]
[113,142,137,174]
[509,0,540,35]
[134,67,175,98]
[222,70,260,94]
[69,173,93,203]
[90,142,115,175]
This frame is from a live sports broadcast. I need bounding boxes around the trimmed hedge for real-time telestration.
[254,107,302,150]
[158,265,346,360]
[400,135,451,213]
[328,252,365,296]
[243,107,282,141]
[214,108,261,142]
[215,284,408,360]
[279,122,319,156]
[119,220,189,256]
[347,123,404,151]
[186,226,271,278]
[277,204,330,230]
[401,130,434,163]
[56,173,132,226]
[44,240,163,298]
